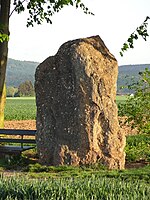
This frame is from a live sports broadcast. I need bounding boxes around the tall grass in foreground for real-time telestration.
[0,175,149,200]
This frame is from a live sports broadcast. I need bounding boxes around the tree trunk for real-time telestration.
[0,83,6,127]
[0,0,10,128]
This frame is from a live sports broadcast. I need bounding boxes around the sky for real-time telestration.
[8,0,150,66]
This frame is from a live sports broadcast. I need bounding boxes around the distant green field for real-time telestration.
[116,95,128,104]
[4,96,127,121]
[5,97,36,121]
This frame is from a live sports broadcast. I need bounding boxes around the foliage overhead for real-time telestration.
[120,16,150,56]
[0,1,150,55]
[0,0,93,42]
[10,0,93,27]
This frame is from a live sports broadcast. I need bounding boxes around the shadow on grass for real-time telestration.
[0,134,150,182]
[0,152,149,183]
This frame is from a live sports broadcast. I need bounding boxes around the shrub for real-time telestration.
[6,86,18,97]
[119,68,150,134]
[16,80,35,97]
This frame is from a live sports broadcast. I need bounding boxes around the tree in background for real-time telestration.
[119,68,150,134]
[16,80,35,97]
[6,86,18,97]
[0,0,91,128]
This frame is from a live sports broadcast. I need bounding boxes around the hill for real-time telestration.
[117,64,150,94]
[6,58,39,87]
[6,58,150,94]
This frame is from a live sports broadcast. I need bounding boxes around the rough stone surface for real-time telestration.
[35,35,126,169]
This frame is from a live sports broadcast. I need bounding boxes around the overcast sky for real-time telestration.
[8,0,150,65]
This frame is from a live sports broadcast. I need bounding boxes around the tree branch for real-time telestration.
[9,0,27,17]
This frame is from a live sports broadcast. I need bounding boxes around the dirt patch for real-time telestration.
[4,120,36,130]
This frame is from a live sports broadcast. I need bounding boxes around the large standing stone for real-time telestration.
[35,35,126,169]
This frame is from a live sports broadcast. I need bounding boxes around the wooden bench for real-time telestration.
[0,129,36,155]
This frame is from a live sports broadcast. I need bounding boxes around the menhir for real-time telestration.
[35,35,126,169]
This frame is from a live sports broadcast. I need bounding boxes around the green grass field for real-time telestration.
[116,95,128,104]
[5,97,36,120]
[5,96,128,121]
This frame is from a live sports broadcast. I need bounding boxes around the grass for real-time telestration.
[5,97,36,120]
[0,154,149,178]
[116,95,128,104]
[0,173,149,199]
[0,154,150,199]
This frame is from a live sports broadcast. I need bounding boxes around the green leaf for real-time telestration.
[0,33,9,42]
[120,16,150,56]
